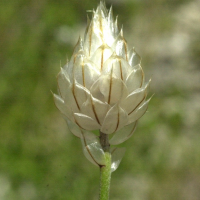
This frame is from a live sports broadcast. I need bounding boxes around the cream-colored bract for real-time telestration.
[54,1,150,169]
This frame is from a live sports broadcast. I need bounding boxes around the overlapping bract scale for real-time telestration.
[80,131,126,172]
[110,147,126,172]
[101,104,128,134]
[81,131,106,166]
[54,1,151,169]
[110,121,137,145]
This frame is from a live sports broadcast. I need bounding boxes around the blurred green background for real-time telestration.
[0,0,200,199]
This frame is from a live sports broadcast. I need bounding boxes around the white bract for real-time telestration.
[54,1,150,170]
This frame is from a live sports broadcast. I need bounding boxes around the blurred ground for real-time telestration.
[0,0,200,199]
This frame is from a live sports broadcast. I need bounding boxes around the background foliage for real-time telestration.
[0,0,200,199]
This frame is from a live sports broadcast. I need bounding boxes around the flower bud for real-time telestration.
[54,1,151,168]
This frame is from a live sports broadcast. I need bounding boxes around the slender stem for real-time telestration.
[99,132,111,200]
[99,152,112,200]
[99,131,110,152]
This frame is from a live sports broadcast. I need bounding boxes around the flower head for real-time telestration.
[54,1,151,168]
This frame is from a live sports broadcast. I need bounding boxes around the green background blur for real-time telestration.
[1,0,200,199]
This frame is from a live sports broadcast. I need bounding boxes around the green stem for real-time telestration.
[99,152,112,200]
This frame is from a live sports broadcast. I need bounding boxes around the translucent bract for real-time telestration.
[54,1,151,170]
